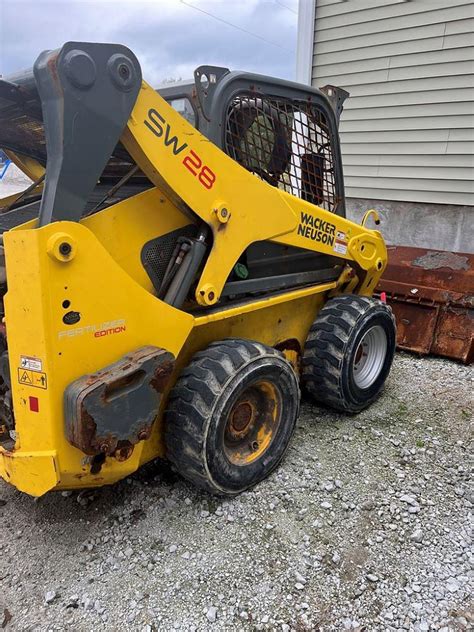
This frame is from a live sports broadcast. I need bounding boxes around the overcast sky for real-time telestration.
[0,0,298,85]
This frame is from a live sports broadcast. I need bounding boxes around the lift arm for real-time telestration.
[21,42,386,306]
[122,82,387,305]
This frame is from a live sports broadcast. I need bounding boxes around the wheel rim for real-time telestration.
[223,380,281,466]
[352,325,387,389]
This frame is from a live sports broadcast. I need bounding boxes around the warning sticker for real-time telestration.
[17,368,47,389]
[333,230,348,255]
[334,241,348,255]
[20,355,43,372]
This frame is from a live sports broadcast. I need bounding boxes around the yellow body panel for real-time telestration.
[0,218,334,494]
[0,79,388,496]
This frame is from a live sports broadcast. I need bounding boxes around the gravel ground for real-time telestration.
[0,353,472,631]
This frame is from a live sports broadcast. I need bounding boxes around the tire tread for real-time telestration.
[302,295,396,413]
[165,338,289,495]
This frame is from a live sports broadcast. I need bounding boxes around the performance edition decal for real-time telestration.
[58,319,127,340]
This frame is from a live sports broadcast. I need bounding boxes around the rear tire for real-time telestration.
[302,295,396,413]
[165,338,300,495]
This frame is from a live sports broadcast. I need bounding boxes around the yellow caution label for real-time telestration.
[17,368,48,389]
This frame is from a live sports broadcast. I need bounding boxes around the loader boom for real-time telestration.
[123,83,387,306]
[23,42,386,304]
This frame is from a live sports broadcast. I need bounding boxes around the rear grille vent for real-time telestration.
[141,225,197,292]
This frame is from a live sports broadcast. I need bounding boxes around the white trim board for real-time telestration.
[296,0,316,84]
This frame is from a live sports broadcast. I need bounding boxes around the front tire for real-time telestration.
[302,295,396,413]
[165,339,300,495]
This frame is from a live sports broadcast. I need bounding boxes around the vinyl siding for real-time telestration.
[311,0,474,205]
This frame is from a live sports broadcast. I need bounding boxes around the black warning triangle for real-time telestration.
[20,370,32,384]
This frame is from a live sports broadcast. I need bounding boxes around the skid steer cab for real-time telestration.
[0,42,396,497]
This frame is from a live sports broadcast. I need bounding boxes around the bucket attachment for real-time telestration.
[376,246,473,364]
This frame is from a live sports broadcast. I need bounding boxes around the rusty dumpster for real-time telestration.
[376,246,473,364]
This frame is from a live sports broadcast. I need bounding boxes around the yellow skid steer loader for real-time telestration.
[0,43,395,497]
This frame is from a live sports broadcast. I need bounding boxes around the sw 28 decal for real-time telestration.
[145,108,216,190]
